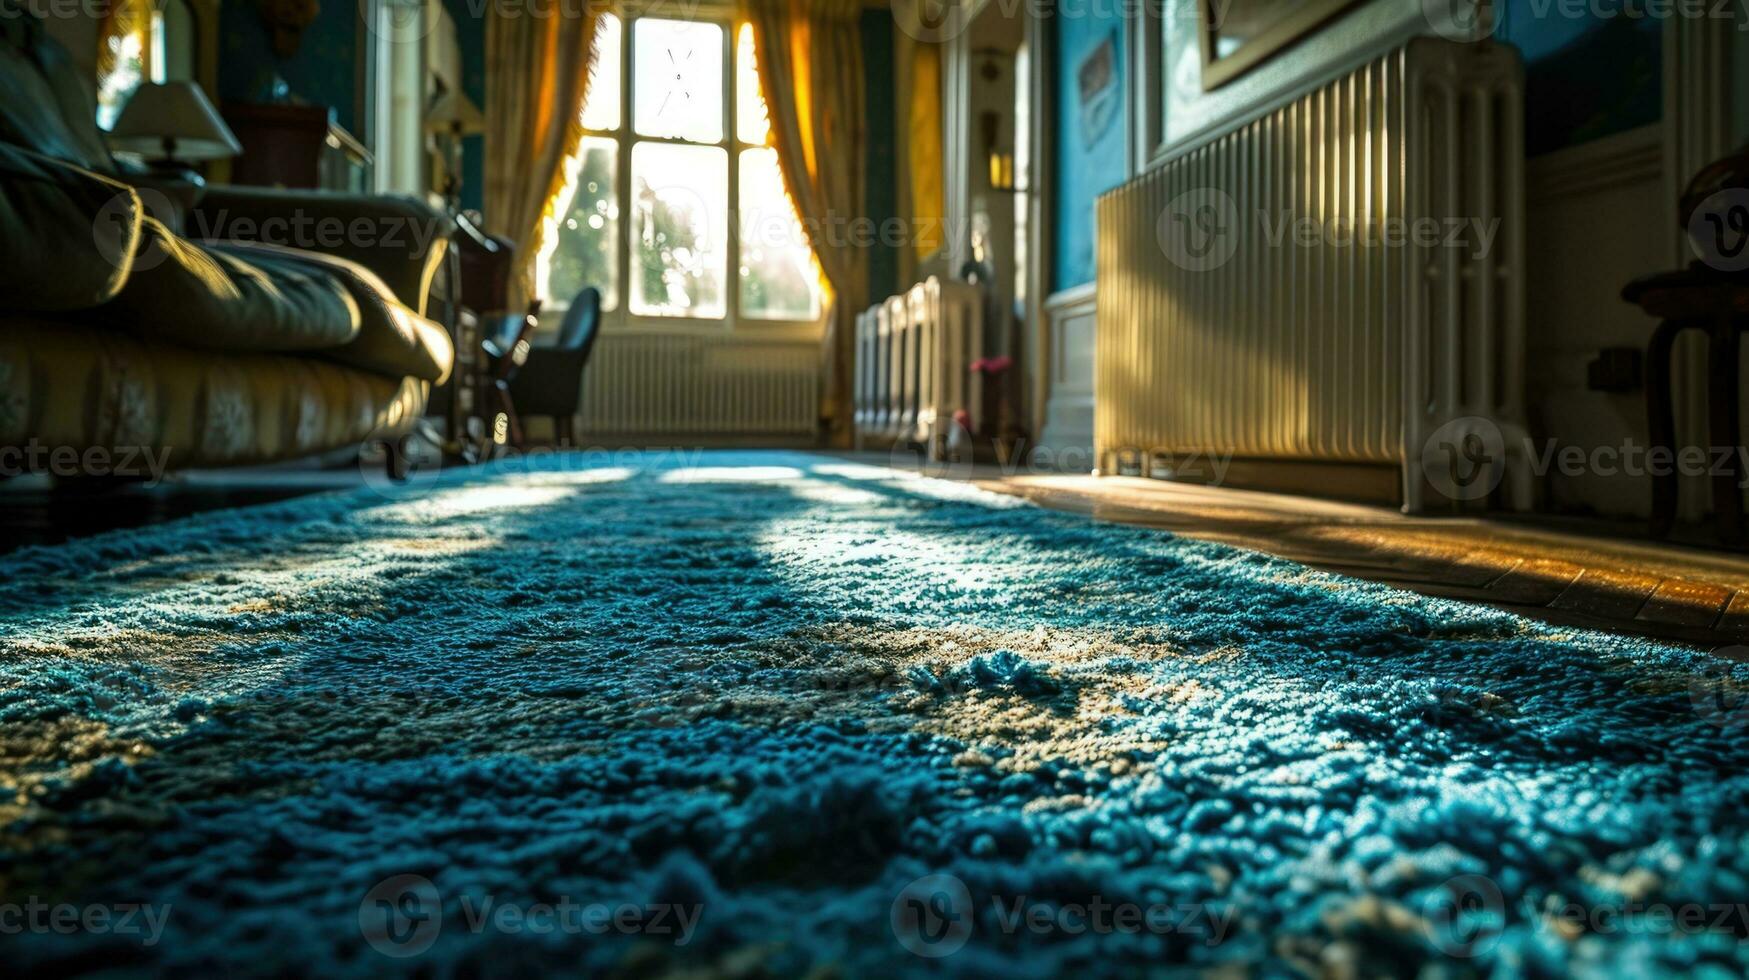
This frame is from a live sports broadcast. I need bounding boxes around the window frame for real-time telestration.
[549,3,825,339]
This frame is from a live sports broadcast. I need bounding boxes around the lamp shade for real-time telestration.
[105,82,243,161]
[425,89,485,135]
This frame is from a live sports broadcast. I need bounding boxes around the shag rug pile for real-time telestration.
[2,451,1747,977]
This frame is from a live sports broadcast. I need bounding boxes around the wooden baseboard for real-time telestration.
[1107,454,1403,507]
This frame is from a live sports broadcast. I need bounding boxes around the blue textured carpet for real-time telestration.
[2,451,1746,977]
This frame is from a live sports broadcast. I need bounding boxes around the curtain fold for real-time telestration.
[484,3,598,312]
[744,0,867,445]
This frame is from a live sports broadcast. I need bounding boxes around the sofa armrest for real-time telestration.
[189,186,454,315]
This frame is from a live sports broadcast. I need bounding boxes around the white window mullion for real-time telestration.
[723,16,739,330]
[615,13,634,332]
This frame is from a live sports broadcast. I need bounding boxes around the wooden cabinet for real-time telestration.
[220,103,372,192]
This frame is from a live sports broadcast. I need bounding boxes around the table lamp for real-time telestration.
[426,89,485,210]
[105,81,243,186]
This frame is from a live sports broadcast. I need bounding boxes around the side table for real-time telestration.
[1622,263,1749,544]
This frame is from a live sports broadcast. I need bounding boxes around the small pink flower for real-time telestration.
[970,356,1013,375]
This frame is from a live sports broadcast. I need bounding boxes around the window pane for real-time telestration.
[735,23,770,146]
[738,147,821,321]
[580,14,621,131]
[545,136,620,312]
[633,18,723,143]
[630,142,727,318]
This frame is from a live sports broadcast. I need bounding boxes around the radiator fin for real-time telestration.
[576,333,820,437]
[1096,38,1528,511]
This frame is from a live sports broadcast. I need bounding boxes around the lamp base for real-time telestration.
[142,160,205,188]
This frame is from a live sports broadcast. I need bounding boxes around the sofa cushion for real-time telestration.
[0,318,428,468]
[191,186,453,314]
[0,14,114,170]
[211,241,453,384]
[0,144,138,311]
[96,217,364,352]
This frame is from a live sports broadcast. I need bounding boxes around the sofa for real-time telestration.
[0,7,453,481]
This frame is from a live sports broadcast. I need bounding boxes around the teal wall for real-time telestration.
[1051,11,1129,292]
[1498,5,1661,157]
[446,0,487,212]
[218,1,361,131]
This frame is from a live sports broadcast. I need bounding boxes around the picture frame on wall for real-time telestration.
[1196,0,1364,90]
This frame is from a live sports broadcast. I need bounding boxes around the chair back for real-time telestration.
[556,286,602,355]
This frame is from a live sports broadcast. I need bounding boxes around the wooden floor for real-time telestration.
[926,463,1749,649]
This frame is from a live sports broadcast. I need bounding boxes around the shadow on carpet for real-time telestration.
[1,450,1746,977]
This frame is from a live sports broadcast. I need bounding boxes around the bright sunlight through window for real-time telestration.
[541,17,824,324]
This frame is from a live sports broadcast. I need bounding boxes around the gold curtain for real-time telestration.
[484,2,598,311]
[744,0,867,445]
[906,40,944,264]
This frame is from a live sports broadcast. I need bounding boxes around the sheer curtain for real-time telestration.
[484,3,598,311]
[743,0,867,444]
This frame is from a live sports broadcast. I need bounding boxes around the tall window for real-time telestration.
[540,15,824,325]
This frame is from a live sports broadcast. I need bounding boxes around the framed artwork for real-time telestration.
[1076,31,1120,151]
[1197,0,1364,90]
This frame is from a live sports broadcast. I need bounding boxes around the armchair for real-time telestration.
[508,287,603,447]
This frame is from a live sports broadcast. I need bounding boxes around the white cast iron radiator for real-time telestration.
[1096,37,1531,512]
[853,276,984,456]
[575,333,819,438]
